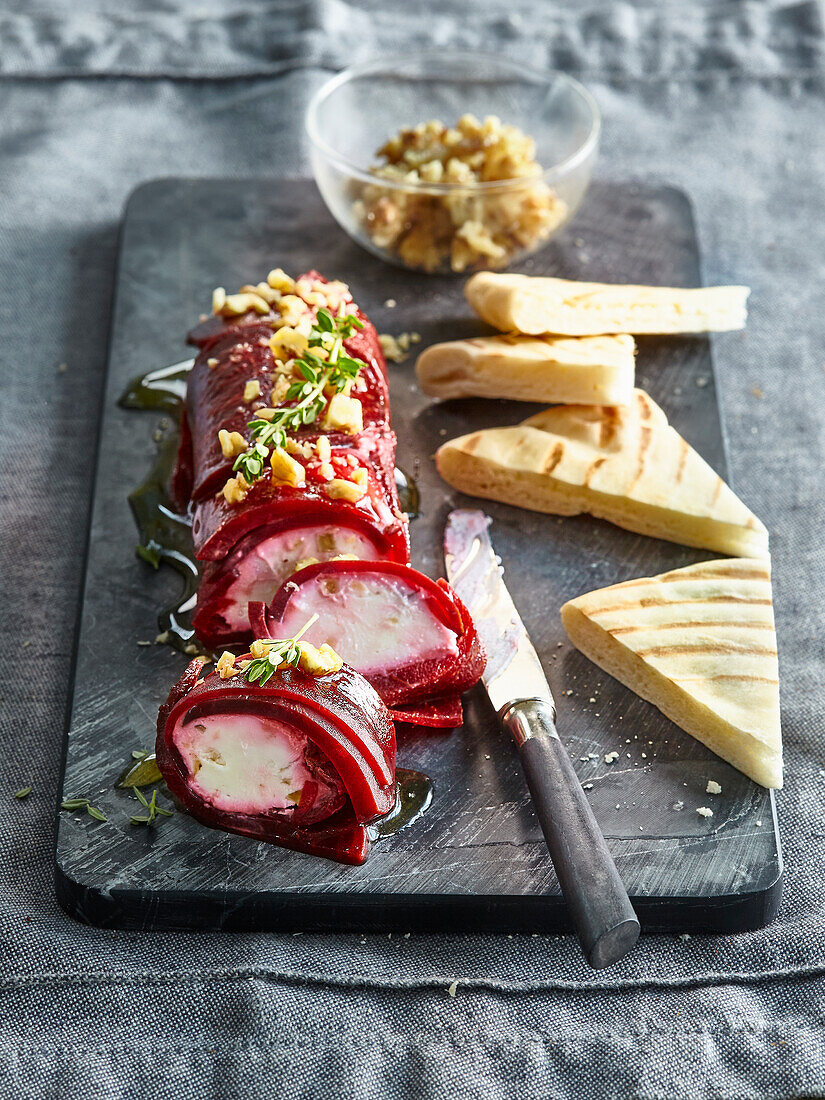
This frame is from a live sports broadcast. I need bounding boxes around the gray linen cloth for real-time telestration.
[1,1,824,1096]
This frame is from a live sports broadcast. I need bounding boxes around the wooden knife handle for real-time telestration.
[502,698,640,969]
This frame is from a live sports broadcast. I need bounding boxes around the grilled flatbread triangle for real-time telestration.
[465,271,749,336]
[561,558,782,788]
[436,389,768,558]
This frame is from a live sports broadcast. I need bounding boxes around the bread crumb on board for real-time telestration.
[705,780,722,794]
[380,331,421,363]
[696,806,714,818]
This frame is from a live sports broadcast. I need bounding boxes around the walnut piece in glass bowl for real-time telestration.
[353,114,567,274]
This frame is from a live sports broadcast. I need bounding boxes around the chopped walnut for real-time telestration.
[222,472,250,504]
[220,291,270,317]
[379,332,421,363]
[350,467,368,490]
[249,639,272,659]
[243,379,262,403]
[216,651,237,679]
[355,114,566,272]
[267,268,295,294]
[274,294,308,328]
[294,556,320,573]
[270,446,306,487]
[218,429,248,459]
[207,357,219,369]
[318,462,335,481]
[325,477,367,503]
[284,437,315,460]
[315,436,332,462]
[270,326,309,358]
[323,393,363,434]
[298,641,343,676]
[270,375,291,405]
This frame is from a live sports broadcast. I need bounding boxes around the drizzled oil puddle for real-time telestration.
[119,359,193,413]
[394,466,420,520]
[120,362,201,653]
[369,768,433,838]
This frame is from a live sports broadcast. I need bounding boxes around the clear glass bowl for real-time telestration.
[306,52,600,276]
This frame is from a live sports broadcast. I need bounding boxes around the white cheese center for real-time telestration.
[174,712,318,815]
[278,573,459,676]
[222,525,382,630]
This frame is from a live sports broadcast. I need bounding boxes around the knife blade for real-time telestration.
[444,509,640,969]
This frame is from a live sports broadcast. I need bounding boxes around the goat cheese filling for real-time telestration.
[173,711,339,817]
[220,525,382,632]
[277,573,459,676]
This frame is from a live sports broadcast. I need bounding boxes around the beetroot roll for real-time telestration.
[170,268,410,648]
[250,560,485,727]
[156,632,396,865]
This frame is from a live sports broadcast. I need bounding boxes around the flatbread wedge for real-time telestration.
[561,558,782,788]
[435,389,768,558]
[465,272,750,336]
[416,333,635,406]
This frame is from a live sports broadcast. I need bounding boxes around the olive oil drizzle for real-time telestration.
[120,362,201,653]
[393,466,420,520]
[369,769,433,838]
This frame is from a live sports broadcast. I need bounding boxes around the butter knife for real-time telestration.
[444,510,640,968]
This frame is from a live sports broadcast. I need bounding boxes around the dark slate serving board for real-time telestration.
[55,178,782,934]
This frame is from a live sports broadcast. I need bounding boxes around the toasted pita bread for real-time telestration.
[435,389,768,558]
[416,333,635,405]
[465,272,750,336]
[561,558,782,788]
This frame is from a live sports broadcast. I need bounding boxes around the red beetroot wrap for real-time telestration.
[170,270,410,647]
[249,560,486,728]
[156,658,396,865]
[173,271,390,508]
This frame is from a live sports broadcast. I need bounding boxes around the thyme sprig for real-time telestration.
[232,307,364,484]
[239,615,319,687]
[130,787,173,826]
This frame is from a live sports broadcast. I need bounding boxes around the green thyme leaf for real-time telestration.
[116,754,163,789]
[14,787,31,799]
[316,308,334,332]
[86,805,107,823]
[130,815,151,825]
[133,788,150,809]
[131,749,147,760]
[136,540,163,569]
[60,798,90,811]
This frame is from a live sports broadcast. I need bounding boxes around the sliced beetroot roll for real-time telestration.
[192,445,409,649]
[250,560,486,727]
[156,641,396,865]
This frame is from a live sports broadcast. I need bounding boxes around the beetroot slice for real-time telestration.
[250,560,485,728]
[389,695,465,728]
[156,658,396,865]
